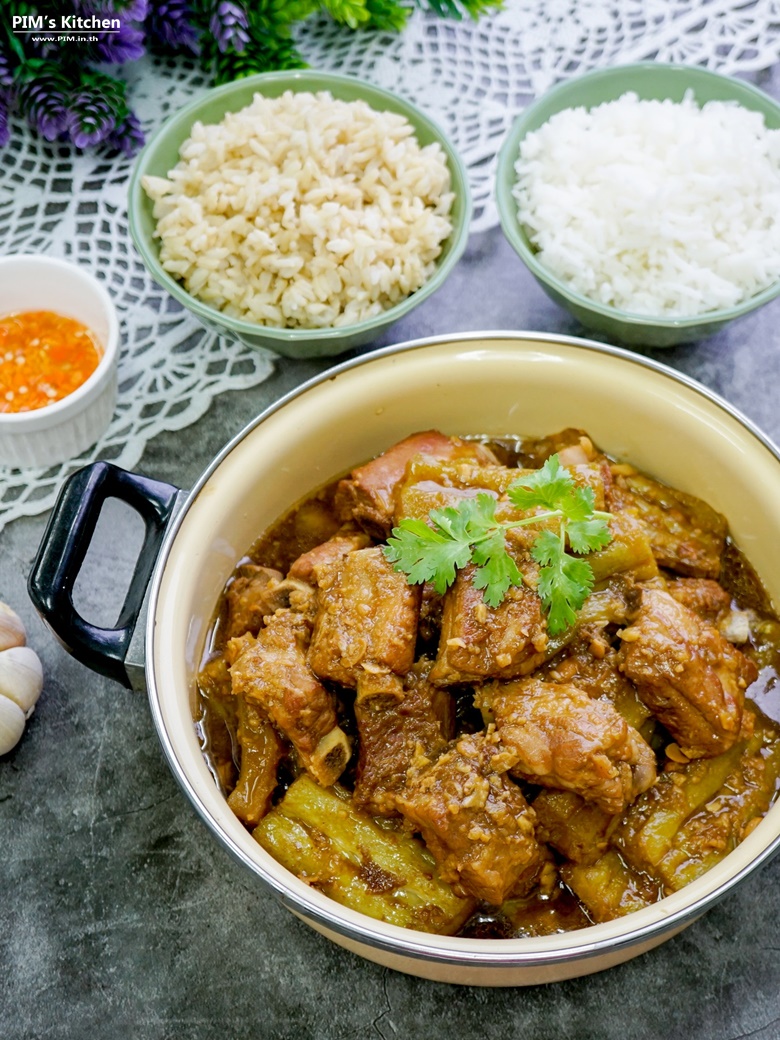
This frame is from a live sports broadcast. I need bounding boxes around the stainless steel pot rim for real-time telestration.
[144,328,780,966]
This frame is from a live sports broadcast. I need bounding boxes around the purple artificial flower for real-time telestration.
[209,0,250,53]
[75,0,147,63]
[147,0,201,53]
[106,109,145,156]
[64,91,118,148]
[94,18,146,63]
[21,1,147,65]
[0,91,10,148]
[0,50,14,89]
[85,0,149,20]
[117,0,150,21]
[18,77,70,141]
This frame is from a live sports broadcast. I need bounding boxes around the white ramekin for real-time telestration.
[0,255,119,469]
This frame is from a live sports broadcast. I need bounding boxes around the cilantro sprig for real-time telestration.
[382,454,612,635]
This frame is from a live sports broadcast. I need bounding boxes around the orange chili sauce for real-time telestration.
[0,310,103,414]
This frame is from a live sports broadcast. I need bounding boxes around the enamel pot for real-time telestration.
[28,332,780,986]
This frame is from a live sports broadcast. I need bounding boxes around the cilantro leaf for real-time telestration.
[564,484,597,522]
[528,528,563,568]
[507,455,575,511]
[471,528,524,608]
[383,451,612,635]
[428,496,482,542]
[384,517,472,594]
[533,535,595,635]
[567,517,613,555]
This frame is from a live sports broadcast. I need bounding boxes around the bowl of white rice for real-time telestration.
[495,63,780,347]
[128,70,471,359]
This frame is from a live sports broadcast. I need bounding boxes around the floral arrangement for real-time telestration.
[0,0,501,153]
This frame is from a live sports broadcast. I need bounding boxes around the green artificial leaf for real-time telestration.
[269,0,321,21]
[212,27,305,83]
[3,0,500,156]
[3,26,26,64]
[321,0,373,29]
[415,0,502,19]
[14,55,55,78]
[365,0,410,30]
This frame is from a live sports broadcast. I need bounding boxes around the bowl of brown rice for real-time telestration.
[128,70,471,359]
[495,62,780,348]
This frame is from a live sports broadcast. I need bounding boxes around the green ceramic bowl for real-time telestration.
[495,62,780,348]
[128,71,472,359]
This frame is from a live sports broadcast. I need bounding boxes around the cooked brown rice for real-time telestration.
[142,90,455,330]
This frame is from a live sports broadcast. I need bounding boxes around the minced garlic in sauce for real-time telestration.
[0,310,102,414]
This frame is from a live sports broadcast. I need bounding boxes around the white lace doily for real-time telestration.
[2,0,780,531]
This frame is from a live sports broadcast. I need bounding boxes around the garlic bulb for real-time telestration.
[0,646,44,716]
[0,602,26,652]
[0,602,43,755]
[0,697,25,757]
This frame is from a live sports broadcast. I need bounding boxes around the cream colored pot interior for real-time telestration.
[148,334,780,986]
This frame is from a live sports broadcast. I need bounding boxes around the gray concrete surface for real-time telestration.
[5,138,780,1039]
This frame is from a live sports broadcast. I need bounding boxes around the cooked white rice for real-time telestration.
[512,90,780,318]
[142,90,454,329]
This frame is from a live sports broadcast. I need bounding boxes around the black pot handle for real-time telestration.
[28,462,181,688]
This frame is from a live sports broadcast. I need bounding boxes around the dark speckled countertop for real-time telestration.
[4,72,780,1040]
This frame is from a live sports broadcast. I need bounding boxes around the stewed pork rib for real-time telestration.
[229,609,350,786]
[666,576,755,645]
[308,546,421,687]
[223,564,288,640]
[541,637,652,733]
[352,659,452,817]
[334,430,500,537]
[393,729,545,905]
[607,467,727,579]
[665,577,732,625]
[226,696,285,827]
[618,587,756,759]
[287,526,372,583]
[224,563,323,639]
[429,558,549,685]
[478,677,657,815]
